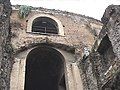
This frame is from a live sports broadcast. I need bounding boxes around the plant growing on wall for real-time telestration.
[18,5,32,19]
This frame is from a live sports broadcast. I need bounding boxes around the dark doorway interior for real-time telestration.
[24,46,66,90]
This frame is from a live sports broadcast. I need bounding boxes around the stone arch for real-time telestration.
[10,44,83,90]
[27,14,64,35]
[24,46,66,90]
[14,43,75,55]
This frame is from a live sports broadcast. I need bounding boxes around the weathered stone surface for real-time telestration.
[79,5,120,90]
[100,5,120,90]
[79,54,99,90]
[0,0,13,90]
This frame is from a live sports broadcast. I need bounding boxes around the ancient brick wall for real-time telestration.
[9,5,102,90]
[10,6,102,57]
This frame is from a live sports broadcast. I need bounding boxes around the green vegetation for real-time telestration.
[18,5,32,19]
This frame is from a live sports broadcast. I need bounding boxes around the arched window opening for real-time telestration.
[32,17,59,34]
[24,46,66,90]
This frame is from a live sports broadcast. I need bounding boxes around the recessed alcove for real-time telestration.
[26,14,64,35]
[32,17,59,34]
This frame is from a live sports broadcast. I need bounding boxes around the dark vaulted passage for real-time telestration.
[24,46,66,90]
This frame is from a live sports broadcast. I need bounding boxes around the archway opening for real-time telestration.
[32,17,59,34]
[24,46,66,90]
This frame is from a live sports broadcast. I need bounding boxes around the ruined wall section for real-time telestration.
[79,33,118,90]
[101,5,120,60]
[79,55,99,90]
[0,0,13,90]
[100,5,120,90]
[79,5,120,90]
[10,6,102,58]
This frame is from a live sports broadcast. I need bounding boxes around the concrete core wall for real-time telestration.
[79,5,120,90]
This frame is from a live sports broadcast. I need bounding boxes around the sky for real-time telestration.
[11,0,120,20]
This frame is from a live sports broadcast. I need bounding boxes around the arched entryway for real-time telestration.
[24,46,66,90]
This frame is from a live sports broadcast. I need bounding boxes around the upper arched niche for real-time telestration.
[26,14,64,35]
